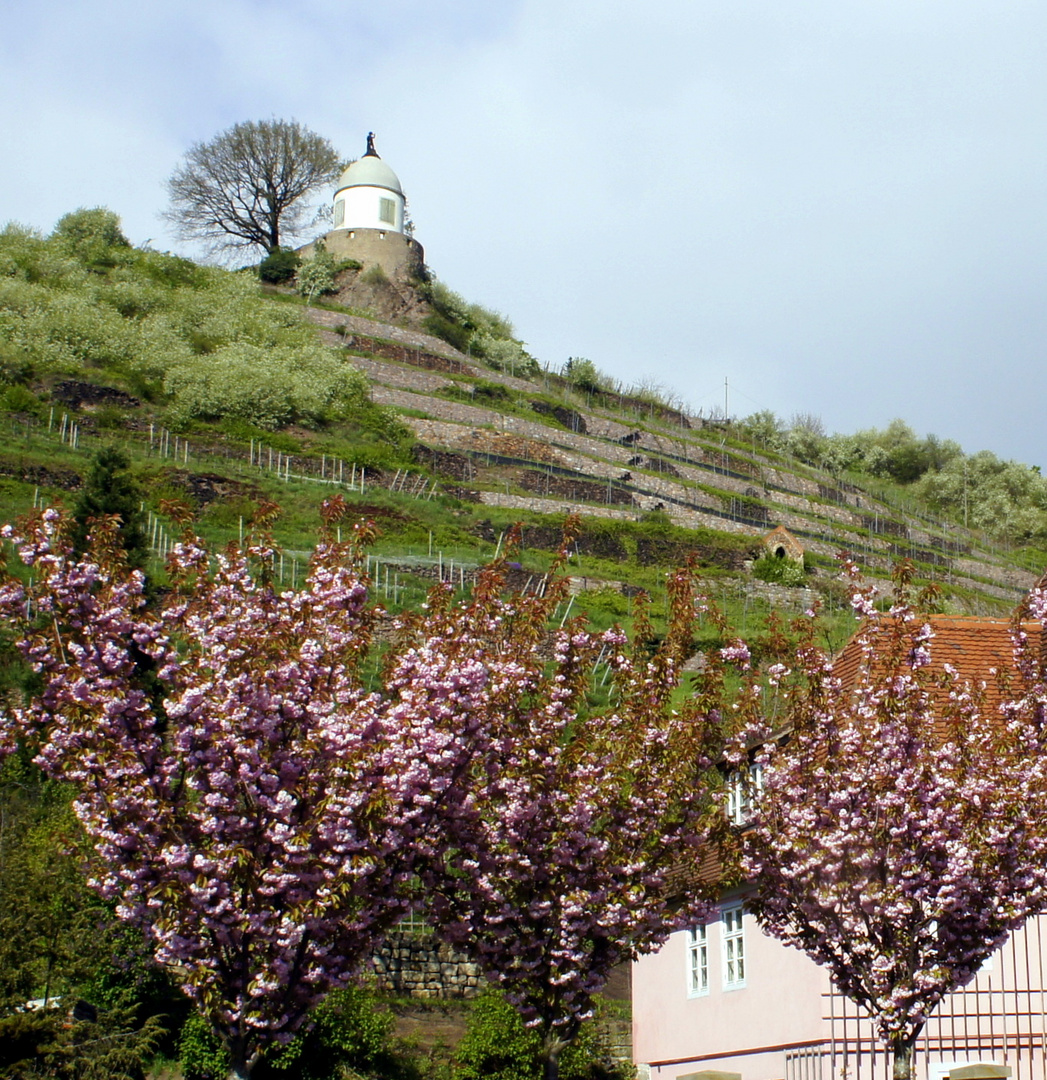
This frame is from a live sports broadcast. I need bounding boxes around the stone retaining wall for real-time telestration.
[371,932,482,998]
[303,311,1031,601]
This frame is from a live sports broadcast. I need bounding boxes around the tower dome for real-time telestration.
[301,132,423,280]
[331,133,406,233]
[335,155,403,197]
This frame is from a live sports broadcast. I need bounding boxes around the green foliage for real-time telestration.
[164,342,372,429]
[0,341,33,386]
[0,384,41,415]
[468,380,514,403]
[0,214,419,437]
[737,410,785,449]
[422,280,514,339]
[562,358,608,395]
[179,1013,229,1080]
[0,224,85,288]
[582,586,630,619]
[51,208,131,270]
[360,263,388,286]
[0,754,179,1068]
[181,986,410,1080]
[422,311,471,353]
[737,411,957,482]
[71,447,149,568]
[0,1003,165,1079]
[258,248,301,284]
[752,553,807,587]
[455,989,626,1080]
[0,223,370,434]
[915,450,1047,541]
[418,278,531,371]
[257,986,407,1080]
[296,244,337,299]
[0,756,116,1013]
[472,333,537,376]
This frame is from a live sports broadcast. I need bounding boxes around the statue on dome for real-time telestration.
[365,132,378,157]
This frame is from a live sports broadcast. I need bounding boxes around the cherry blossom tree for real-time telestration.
[732,565,1047,1080]
[0,502,481,1080]
[414,539,735,1080]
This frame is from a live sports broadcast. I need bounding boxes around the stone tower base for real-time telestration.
[298,228,424,280]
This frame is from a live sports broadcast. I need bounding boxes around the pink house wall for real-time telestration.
[633,907,1047,1080]
[633,895,828,1079]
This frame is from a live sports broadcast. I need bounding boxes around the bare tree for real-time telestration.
[165,119,341,256]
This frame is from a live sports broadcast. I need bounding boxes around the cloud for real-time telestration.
[2,0,1047,464]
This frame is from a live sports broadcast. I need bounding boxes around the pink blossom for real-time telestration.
[0,504,481,1079]
[732,568,1047,1080]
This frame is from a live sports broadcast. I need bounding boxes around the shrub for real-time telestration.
[163,341,372,429]
[296,243,337,299]
[752,553,807,587]
[258,247,301,284]
[423,311,471,353]
[563,358,609,395]
[181,987,409,1080]
[361,263,388,285]
[255,985,407,1080]
[180,1013,229,1080]
[51,207,131,268]
[419,278,522,361]
[11,289,139,372]
[0,223,86,287]
[0,383,40,415]
[72,446,149,567]
[473,332,537,376]
[455,988,627,1080]
[0,340,33,385]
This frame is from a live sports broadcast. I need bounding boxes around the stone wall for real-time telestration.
[371,931,483,998]
[299,228,425,278]
[744,581,820,611]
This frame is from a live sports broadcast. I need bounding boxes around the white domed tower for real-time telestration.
[333,133,406,233]
[303,132,424,279]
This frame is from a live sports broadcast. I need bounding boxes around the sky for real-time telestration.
[2,0,1047,466]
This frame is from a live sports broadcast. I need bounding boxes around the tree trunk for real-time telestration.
[542,1044,562,1080]
[541,1032,569,1080]
[891,1032,918,1080]
[226,1036,255,1080]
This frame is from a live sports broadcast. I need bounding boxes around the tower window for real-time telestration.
[334,199,345,227]
[379,198,396,225]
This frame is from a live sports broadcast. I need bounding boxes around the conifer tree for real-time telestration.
[71,446,148,568]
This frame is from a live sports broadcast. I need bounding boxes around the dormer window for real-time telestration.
[726,764,764,826]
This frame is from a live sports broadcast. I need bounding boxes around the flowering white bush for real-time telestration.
[164,342,370,428]
[472,331,535,376]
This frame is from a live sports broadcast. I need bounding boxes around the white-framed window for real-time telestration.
[379,197,396,224]
[722,903,746,989]
[397,908,432,936]
[726,763,764,826]
[686,925,709,996]
[333,198,345,227]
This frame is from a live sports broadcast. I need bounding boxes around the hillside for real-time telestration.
[0,211,1042,654]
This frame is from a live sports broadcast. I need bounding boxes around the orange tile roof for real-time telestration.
[676,614,1045,894]
[832,614,1043,716]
